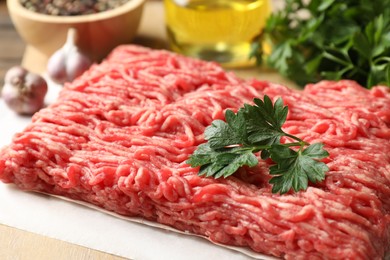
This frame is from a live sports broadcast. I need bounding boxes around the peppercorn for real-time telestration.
[20,0,130,16]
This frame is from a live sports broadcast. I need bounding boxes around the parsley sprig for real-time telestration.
[187,95,329,194]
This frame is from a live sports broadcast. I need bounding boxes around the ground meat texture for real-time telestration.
[0,45,389,259]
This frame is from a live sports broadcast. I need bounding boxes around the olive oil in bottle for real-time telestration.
[164,0,271,67]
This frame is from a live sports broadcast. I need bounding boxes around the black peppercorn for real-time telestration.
[20,0,130,16]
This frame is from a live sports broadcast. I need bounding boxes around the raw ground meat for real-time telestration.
[1,45,389,259]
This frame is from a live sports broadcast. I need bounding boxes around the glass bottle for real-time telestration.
[164,0,271,68]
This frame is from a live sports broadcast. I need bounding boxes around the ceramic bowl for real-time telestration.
[7,0,145,73]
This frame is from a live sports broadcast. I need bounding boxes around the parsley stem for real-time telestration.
[284,133,309,146]
[239,141,307,154]
[280,141,306,148]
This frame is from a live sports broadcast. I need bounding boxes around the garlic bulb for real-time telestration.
[47,28,92,84]
[2,66,48,115]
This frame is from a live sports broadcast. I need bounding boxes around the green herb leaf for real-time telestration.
[242,96,288,145]
[187,95,329,194]
[269,143,329,194]
[187,143,259,179]
[205,110,247,149]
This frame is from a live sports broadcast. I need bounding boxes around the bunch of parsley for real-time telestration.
[251,0,390,88]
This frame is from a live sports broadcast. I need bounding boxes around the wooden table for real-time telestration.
[0,1,291,259]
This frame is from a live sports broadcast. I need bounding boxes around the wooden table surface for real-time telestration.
[0,1,290,259]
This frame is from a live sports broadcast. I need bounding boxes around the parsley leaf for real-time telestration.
[269,143,329,194]
[187,95,329,194]
[186,143,258,179]
[205,110,248,149]
[243,96,288,145]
